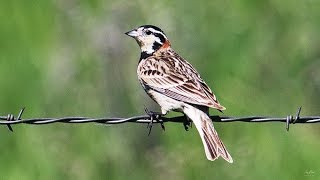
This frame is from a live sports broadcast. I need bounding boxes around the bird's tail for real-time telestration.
[183,105,233,163]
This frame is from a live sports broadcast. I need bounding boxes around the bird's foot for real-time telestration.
[183,115,192,131]
[144,107,165,135]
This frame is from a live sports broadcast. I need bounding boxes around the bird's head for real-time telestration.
[125,25,170,55]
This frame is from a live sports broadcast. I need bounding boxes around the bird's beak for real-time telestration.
[125,29,139,38]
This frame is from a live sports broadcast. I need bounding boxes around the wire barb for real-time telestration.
[293,107,302,124]
[286,107,302,132]
[5,107,25,132]
[6,114,14,132]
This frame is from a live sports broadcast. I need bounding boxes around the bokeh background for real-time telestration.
[1,0,320,179]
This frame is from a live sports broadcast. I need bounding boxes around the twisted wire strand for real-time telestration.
[0,107,319,132]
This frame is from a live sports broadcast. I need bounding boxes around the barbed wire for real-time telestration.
[0,107,319,133]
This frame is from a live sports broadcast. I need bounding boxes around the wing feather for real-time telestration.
[137,54,225,110]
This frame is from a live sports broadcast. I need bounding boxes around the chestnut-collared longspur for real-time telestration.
[125,25,233,163]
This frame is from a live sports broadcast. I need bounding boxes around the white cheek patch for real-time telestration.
[154,36,162,44]
[140,35,162,54]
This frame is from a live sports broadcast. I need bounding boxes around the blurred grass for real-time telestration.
[0,0,320,179]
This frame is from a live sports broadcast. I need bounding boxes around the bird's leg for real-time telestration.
[183,115,192,131]
[144,107,165,136]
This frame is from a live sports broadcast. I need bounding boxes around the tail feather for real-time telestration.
[183,105,233,163]
[202,128,218,160]
[205,120,232,162]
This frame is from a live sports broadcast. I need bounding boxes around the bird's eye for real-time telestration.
[145,30,152,35]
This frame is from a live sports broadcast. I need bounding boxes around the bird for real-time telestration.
[125,25,233,163]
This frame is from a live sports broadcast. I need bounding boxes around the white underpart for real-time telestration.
[148,89,184,114]
[148,89,212,154]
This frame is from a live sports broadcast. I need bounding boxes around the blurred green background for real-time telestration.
[0,0,319,179]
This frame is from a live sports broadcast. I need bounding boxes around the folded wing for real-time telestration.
[137,55,225,110]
